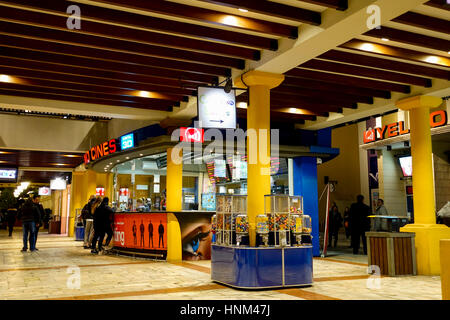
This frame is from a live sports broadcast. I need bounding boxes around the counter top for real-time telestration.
[114,210,215,214]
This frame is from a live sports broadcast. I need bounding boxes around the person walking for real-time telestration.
[17,195,40,252]
[6,207,17,237]
[102,198,115,250]
[89,196,103,254]
[158,220,164,248]
[82,195,96,249]
[328,204,343,248]
[32,194,45,248]
[349,195,371,255]
[91,197,114,253]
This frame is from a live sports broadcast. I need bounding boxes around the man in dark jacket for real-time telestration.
[82,195,96,249]
[32,194,45,247]
[6,207,17,237]
[17,196,41,252]
[91,197,114,254]
[349,195,371,255]
[158,220,164,248]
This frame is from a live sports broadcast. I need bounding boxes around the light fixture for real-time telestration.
[0,74,11,83]
[361,43,375,52]
[238,8,248,12]
[139,154,143,156]
[224,78,233,93]
[425,56,439,64]
[138,91,151,98]
[126,156,129,159]
[381,38,389,42]
[223,15,238,26]
[237,102,247,109]
[63,154,81,158]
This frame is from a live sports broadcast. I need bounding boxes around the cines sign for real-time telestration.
[84,139,117,164]
[364,110,448,144]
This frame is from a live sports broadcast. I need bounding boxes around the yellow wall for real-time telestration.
[317,124,361,230]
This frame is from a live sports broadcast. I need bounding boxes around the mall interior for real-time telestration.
[0,0,449,301]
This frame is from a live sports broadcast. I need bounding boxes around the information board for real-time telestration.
[198,87,236,129]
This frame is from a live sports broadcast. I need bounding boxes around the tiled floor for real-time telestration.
[0,229,443,300]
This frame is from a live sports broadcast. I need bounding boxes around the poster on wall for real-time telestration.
[113,213,168,259]
[174,213,213,261]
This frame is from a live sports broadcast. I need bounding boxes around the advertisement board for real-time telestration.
[120,133,135,150]
[197,86,236,129]
[0,168,18,183]
[38,187,51,196]
[180,127,204,143]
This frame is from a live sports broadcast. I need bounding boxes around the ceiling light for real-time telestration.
[0,74,11,83]
[138,91,151,98]
[139,154,143,156]
[381,38,389,42]
[361,43,375,52]
[25,110,30,113]
[223,15,238,27]
[237,102,247,109]
[126,157,129,159]
[238,8,248,12]
[63,154,81,158]
[425,56,439,64]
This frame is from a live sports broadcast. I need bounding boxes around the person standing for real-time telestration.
[103,198,115,250]
[32,194,45,248]
[89,196,103,254]
[6,207,17,237]
[328,204,343,248]
[139,220,145,247]
[373,198,388,231]
[148,220,154,248]
[82,195,96,249]
[158,220,164,248]
[343,207,352,247]
[349,195,371,255]
[17,196,40,252]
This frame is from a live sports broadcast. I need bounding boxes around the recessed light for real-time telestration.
[425,56,439,64]
[139,154,143,156]
[381,38,389,42]
[361,43,375,52]
[238,8,248,12]
[126,157,129,159]
[0,74,11,83]
[138,91,150,98]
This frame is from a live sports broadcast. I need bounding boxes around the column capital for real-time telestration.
[234,70,284,89]
[396,95,443,111]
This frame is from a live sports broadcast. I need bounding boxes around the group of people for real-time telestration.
[81,195,114,254]
[327,195,387,255]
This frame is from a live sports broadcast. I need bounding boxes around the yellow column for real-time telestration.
[86,169,97,199]
[166,147,183,261]
[235,71,284,246]
[441,240,450,300]
[397,95,450,275]
[69,172,84,237]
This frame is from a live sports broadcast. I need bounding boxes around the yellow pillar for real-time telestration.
[69,172,84,237]
[235,71,284,246]
[86,169,97,199]
[441,240,450,300]
[165,147,183,261]
[397,95,450,275]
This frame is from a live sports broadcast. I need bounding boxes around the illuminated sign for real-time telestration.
[180,127,204,143]
[198,86,236,129]
[363,110,448,144]
[96,187,105,196]
[50,178,67,190]
[38,187,51,196]
[120,133,135,150]
[84,139,117,164]
[0,168,17,182]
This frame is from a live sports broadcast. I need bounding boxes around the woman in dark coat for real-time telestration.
[328,204,343,248]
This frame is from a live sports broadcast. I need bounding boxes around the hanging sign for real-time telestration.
[363,110,447,144]
[96,187,105,196]
[198,86,236,129]
[84,139,117,164]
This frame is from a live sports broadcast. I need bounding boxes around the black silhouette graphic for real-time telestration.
[148,220,154,248]
[140,220,145,247]
[158,220,164,248]
[132,221,137,245]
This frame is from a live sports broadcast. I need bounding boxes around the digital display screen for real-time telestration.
[120,133,135,150]
[399,156,412,177]
[214,159,227,178]
[0,168,17,182]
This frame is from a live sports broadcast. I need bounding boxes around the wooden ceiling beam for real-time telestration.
[0,82,180,108]
[273,86,374,104]
[272,109,329,118]
[236,108,314,122]
[0,68,190,101]
[197,0,321,24]
[340,40,450,68]
[364,26,450,53]
[282,77,391,99]
[0,21,244,70]
[0,89,175,112]
[301,59,432,87]
[0,6,260,61]
[425,0,450,11]
[0,35,231,77]
[296,0,348,10]
[0,47,217,84]
[0,57,200,91]
[286,68,411,93]
[89,0,298,38]
[319,50,450,80]
[393,12,450,35]
[0,0,278,50]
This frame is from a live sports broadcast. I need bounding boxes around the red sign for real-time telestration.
[84,139,117,164]
[96,187,105,196]
[119,188,129,196]
[180,127,204,143]
[363,110,447,144]
[113,213,167,252]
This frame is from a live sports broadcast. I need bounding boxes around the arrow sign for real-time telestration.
[210,120,224,123]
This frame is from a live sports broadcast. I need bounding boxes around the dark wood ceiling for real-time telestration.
[18,171,72,184]
[0,149,84,168]
[0,0,448,125]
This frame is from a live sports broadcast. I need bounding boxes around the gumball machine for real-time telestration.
[211,214,217,244]
[235,214,248,246]
[216,213,224,245]
[290,214,303,246]
[275,214,289,246]
[302,215,312,234]
[256,214,269,246]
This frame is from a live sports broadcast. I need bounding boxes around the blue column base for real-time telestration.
[211,245,313,289]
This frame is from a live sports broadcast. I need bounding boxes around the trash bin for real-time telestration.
[75,226,85,241]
